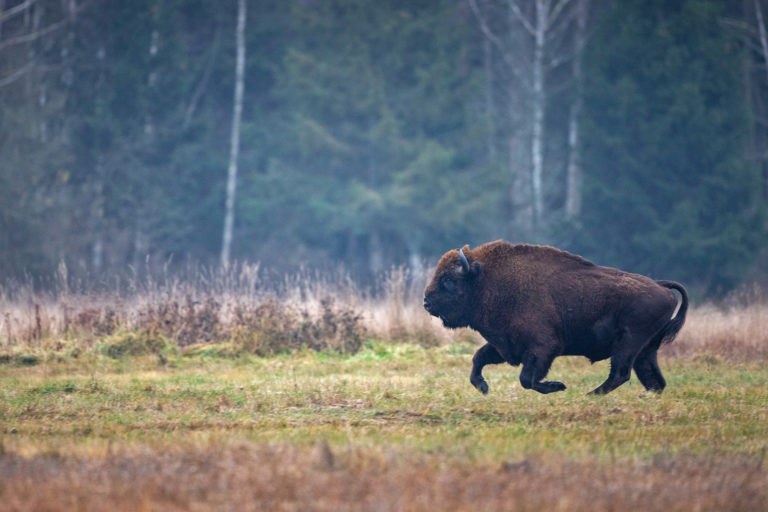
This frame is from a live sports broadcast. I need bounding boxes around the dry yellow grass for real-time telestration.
[668,303,768,361]
[1,442,765,512]
[0,266,478,355]
[2,269,765,360]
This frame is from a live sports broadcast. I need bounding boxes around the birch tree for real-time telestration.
[468,0,578,232]
[564,0,588,220]
[748,0,768,200]
[723,0,768,202]
[221,0,247,268]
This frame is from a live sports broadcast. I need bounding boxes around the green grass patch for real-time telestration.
[1,343,766,510]
[1,344,766,462]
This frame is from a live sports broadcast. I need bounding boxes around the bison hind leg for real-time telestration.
[633,343,666,393]
[588,349,635,395]
[589,327,652,395]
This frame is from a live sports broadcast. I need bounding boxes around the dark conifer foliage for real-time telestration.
[577,0,764,293]
[0,0,764,295]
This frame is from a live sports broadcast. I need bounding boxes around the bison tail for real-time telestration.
[656,280,689,344]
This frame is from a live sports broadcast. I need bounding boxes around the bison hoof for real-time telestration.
[470,376,489,394]
[537,381,566,394]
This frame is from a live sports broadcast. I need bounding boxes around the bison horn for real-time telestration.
[459,248,470,273]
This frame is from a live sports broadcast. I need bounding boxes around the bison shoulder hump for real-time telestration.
[481,241,595,269]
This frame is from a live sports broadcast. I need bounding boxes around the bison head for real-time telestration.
[423,245,481,329]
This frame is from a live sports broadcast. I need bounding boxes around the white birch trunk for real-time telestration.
[91,172,104,274]
[0,0,6,39]
[530,0,547,229]
[483,37,497,161]
[751,0,768,201]
[407,243,422,292]
[565,0,587,220]
[369,230,383,275]
[754,0,768,85]
[510,132,533,230]
[472,0,576,232]
[221,0,246,268]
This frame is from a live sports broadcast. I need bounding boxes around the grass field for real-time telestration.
[1,275,767,510]
[2,343,768,510]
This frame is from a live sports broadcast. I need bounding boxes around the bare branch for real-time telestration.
[546,5,578,43]
[0,17,67,51]
[721,19,762,52]
[0,0,34,24]
[508,0,536,36]
[548,0,574,28]
[468,0,531,88]
[720,18,765,57]
[184,25,221,128]
[547,51,573,71]
[468,0,510,54]
[720,16,756,36]
[0,0,90,52]
[0,59,35,87]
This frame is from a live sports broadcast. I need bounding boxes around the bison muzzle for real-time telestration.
[423,240,688,395]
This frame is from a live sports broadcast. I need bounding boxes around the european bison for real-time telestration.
[423,240,688,395]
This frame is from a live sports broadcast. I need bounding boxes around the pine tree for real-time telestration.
[577,0,765,293]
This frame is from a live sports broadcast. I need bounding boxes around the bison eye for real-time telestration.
[441,277,456,292]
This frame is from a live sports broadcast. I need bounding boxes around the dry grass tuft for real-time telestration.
[0,265,477,359]
[364,266,481,347]
[666,302,768,361]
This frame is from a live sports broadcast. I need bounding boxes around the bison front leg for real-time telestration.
[470,343,505,394]
[519,352,566,394]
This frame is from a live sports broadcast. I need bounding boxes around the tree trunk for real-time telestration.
[565,0,587,220]
[220,0,246,268]
[509,132,532,232]
[0,0,6,39]
[754,0,768,85]
[133,216,148,273]
[752,0,768,201]
[368,230,383,275]
[530,0,547,229]
[91,174,104,275]
[483,37,497,162]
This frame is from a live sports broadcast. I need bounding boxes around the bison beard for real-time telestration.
[423,240,688,395]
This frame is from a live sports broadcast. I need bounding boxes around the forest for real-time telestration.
[1,0,767,296]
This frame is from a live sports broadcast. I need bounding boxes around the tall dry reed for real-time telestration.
[0,264,765,360]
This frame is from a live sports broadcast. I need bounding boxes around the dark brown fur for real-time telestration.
[423,240,688,395]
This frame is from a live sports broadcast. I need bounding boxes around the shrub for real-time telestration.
[230,297,365,356]
[100,331,174,359]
